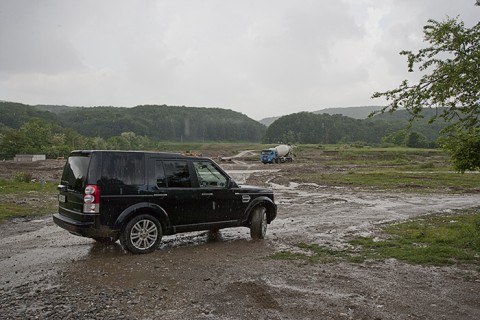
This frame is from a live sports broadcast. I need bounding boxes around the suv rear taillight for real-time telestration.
[84,185,100,213]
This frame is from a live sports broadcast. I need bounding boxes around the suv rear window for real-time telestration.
[61,155,90,192]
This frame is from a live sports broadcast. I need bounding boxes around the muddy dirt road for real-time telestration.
[1,163,480,319]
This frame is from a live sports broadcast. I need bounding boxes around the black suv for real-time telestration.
[53,150,277,254]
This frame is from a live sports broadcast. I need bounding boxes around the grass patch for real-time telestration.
[289,146,480,193]
[0,198,57,223]
[0,179,57,194]
[270,208,480,266]
[292,168,480,193]
[0,179,58,223]
[350,209,480,265]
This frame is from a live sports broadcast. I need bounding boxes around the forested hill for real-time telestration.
[52,105,266,141]
[264,110,448,146]
[0,101,448,147]
[259,106,382,126]
[0,102,61,128]
[0,102,266,142]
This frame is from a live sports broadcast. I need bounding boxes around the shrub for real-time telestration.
[14,172,33,183]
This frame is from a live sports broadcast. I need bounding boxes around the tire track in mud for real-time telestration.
[226,281,281,310]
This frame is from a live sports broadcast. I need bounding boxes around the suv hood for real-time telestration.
[238,184,273,193]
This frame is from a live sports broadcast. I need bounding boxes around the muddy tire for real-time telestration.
[250,206,267,240]
[120,214,162,254]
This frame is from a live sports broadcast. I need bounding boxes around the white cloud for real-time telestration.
[0,0,478,119]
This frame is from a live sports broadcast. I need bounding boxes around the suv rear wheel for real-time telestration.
[120,214,162,254]
[250,206,267,240]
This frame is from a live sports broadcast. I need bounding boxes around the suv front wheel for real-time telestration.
[250,206,267,240]
[120,214,162,254]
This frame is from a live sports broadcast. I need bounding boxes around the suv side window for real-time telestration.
[101,153,145,185]
[194,161,228,188]
[154,161,167,188]
[164,161,191,188]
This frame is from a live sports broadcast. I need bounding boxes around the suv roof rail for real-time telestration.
[70,150,187,158]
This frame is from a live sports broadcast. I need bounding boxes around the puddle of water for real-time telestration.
[226,169,281,184]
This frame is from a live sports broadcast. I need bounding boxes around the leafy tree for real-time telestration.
[0,118,56,157]
[107,132,152,150]
[405,132,428,148]
[63,128,87,151]
[87,137,108,150]
[0,118,85,158]
[382,130,408,146]
[372,17,480,171]
[20,118,56,152]
[0,128,29,158]
[439,128,480,172]
[282,130,297,144]
[45,133,74,158]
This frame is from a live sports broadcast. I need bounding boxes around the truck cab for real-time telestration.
[260,149,277,164]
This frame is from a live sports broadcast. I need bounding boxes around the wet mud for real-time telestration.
[1,164,480,319]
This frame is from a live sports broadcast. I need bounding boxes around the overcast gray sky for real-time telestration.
[0,0,478,120]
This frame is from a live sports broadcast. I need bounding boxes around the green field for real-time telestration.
[349,208,480,265]
[286,145,480,193]
[270,207,480,266]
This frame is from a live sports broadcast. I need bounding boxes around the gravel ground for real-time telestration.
[0,161,479,319]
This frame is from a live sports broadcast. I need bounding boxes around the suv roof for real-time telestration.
[70,150,188,159]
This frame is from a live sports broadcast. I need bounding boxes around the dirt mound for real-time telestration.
[0,159,64,182]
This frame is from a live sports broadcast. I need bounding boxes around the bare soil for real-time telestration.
[0,159,64,182]
[0,158,479,319]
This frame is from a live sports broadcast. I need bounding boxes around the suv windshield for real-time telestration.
[61,155,90,192]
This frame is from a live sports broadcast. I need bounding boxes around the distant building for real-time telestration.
[14,154,46,162]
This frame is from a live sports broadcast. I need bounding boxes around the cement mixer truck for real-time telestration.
[260,145,294,164]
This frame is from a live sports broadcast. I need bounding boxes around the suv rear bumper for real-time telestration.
[53,213,116,238]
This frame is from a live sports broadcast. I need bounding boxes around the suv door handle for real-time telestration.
[201,193,213,196]
[154,193,168,197]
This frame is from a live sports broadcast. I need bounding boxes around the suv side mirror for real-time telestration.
[227,178,236,189]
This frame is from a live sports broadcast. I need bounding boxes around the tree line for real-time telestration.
[263,110,446,148]
[0,103,267,159]
[55,105,265,141]
[0,102,449,159]
[0,103,266,142]
[0,117,160,159]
